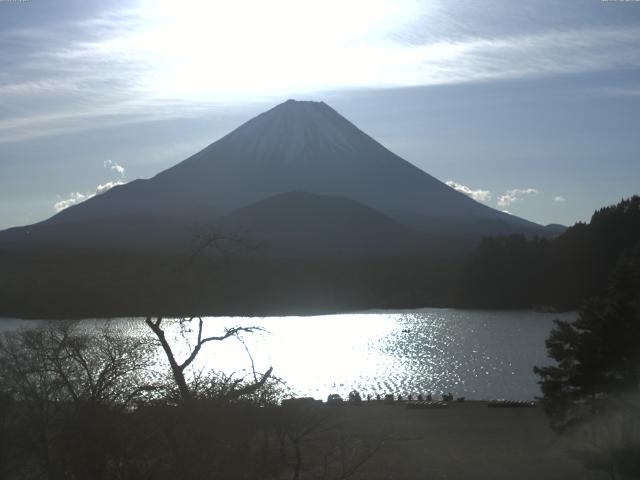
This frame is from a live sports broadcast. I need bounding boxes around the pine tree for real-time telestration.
[534,244,640,478]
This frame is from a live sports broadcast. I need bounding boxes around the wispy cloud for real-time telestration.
[449,181,545,209]
[104,159,125,177]
[554,195,566,202]
[53,160,127,212]
[54,180,125,212]
[54,191,91,213]
[1,0,640,143]
[497,188,540,207]
[446,180,491,202]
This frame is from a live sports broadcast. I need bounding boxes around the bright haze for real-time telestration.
[1,0,639,230]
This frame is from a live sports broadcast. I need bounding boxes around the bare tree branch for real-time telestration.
[224,366,273,401]
[146,316,270,402]
[145,316,192,401]
[179,324,263,372]
[180,228,259,272]
[238,334,258,383]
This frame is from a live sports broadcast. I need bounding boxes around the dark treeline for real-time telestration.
[0,252,458,319]
[455,196,640,309]
[1,197,638,318]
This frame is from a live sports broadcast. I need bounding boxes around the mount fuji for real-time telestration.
[0,100,552,257]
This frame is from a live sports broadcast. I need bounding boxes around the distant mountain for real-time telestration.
[0,99,549,256]
[543,223,568,236]
[215,190,429,257]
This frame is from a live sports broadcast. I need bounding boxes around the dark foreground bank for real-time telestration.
[0,397,610,480]
[287,400,608,480]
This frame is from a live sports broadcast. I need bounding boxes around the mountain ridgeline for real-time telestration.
[0,100,554,257]
[3,99,625,318]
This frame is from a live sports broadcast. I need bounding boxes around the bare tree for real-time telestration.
[145,316,272,402]
[0,321,159,480]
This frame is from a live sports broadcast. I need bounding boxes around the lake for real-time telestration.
[0,308,574,401]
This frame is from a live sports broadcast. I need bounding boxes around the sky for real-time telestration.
[1,0,639,229]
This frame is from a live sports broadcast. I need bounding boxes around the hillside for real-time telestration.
[0,100,549,257]
[455,196,640,308]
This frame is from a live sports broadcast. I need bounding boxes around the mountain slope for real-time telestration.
[0,191,429,257]
[0,99,549,255]
[0,214,200,253]
[46,100,543,235]
[214,190,429,257]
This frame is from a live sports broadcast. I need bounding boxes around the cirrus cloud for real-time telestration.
[2,1,640,144]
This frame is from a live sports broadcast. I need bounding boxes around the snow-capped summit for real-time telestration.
[214,99,362,164]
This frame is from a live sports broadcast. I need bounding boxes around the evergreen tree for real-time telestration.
[457,196,640,309]
[534,244,640,478]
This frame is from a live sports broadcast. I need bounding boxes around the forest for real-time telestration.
[455,196,640,309]
[0,197,638,318]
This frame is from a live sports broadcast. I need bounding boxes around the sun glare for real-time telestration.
[128,0,426,101]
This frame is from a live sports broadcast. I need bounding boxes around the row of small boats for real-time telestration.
[488,400,537,408]
[406,401,449,409]
[406,399,537,409]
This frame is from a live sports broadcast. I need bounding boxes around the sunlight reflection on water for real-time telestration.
[1,308,575,401]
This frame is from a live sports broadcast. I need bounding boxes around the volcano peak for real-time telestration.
[211,99,365,165]
[32,99,545,239]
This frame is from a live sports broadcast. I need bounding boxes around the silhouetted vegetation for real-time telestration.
[534,244,640,479]
[0,321,380,480]
[0,322,159,479]
[456,196,640,309]
[0,254,458,319]
[0,197,638,318]
[144,316,273,402]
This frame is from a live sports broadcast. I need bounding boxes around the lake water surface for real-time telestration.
[0,308,574,401]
